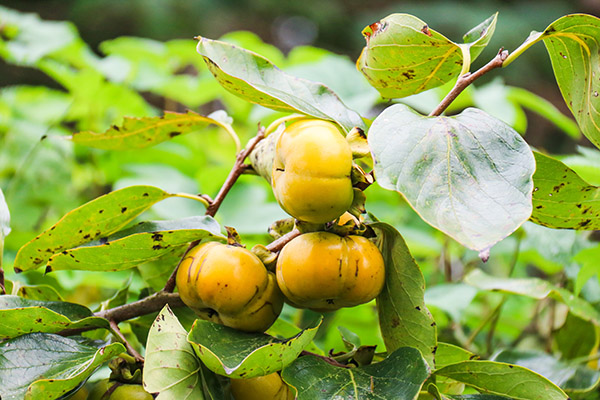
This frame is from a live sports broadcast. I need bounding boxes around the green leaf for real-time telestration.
[507,87,580,139]
[575,245,600,294]
[505,14,600,148]
[15,284,64,301]
[265,318,324,356]
[357,13,497,98]
[0,333,124,400]
[371,222,437,367]
[0,295,109,339]
[464,269,600,325]
[71,110,233,150]
[492,349,600,394]
[435,342,479,370]
[0,6,78,65]
[425,283,478,322]
[434,360,568,400]
[461,13,499,63]
[144,306,225,400]
[449,396,513,400]
[187,317,322,379]
[14,185,173,272]
[196,36,364,132]
[531,151,600,230]
[46,216,224,272]
[369,104,535,254]
[555,312,599,361]
[281,347,430,400]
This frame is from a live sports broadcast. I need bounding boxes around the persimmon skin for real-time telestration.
[276,232,385,311]
[272,119,353,224]
[176,242,283,332]
[88,380,153,400]
[231,373,295,400]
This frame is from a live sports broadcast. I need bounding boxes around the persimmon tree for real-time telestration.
[1,5,600,400]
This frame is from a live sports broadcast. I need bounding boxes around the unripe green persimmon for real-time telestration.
[276,232,385,311]
[272,119,353,224]
[88,380,152,400]
[231,373,294,400]
[176,241,284,332]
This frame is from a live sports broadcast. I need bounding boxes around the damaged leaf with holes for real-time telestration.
[45,216,224,272]
[357,13,497,98]
[71,110,233,150]
[13,186,173,272]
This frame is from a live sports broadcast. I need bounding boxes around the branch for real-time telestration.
[429,49,509,117]
[109,319,144,364]
[266,229,301,253]
[95,291,185,323]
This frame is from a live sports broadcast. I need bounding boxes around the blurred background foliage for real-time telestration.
[2,1,600,393]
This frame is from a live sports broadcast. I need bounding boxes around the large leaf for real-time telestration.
[506,14,600,148]
[45,216,224,272]
[492,349,600,394]
[187,318,322,379]
[464,269,600,325]
[144,306,225,400]
[357,13,497,98]
[0,295,109,339]
[281,347,430,400]
[434,360,568,400]
[0,333,125,400]
[14,185,173,272]
[370,104,535,254]
[371,222,437,367]
[71,110,232,150]
[196,37,364,132]
[530,151,600,229]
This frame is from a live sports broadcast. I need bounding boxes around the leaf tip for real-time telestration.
[478,248,491,262]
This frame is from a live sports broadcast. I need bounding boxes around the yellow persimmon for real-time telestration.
[276,232,385,311]
[230,373,294,400]
[176,242,283,332]
[272,119,353,224]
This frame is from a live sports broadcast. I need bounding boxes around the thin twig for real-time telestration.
[429,49,509,117]
[163,241,197,293]
[205,127,266,217]
[109,319,144,364]
[95,291,185,322]
[300,350,351,369]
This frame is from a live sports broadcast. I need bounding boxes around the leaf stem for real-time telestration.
[109,319,145,364]
[172,192,211,208]
[264,114,306,138]
[300,350,351,369]
[219,122,242,154]
[429,49,509,117]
